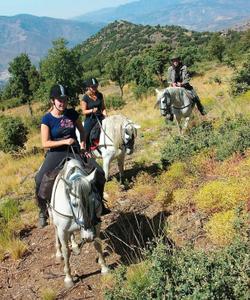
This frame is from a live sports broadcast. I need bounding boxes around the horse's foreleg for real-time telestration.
[70,233,80,255]
[183,117,190,133]
[176,117,183,135]
[57,230,74,288]
[55,226,63,263]
[93,225,109,274]
[117,153,125,183]
[103,157,111,181]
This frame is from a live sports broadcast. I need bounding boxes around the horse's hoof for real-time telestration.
[72,246,81,256]
[64,279,74,289]
[101,266,109,274]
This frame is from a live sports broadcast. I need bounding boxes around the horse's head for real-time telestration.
[63,159,100,242]
[123,120,140,155]
[155,88,170,116]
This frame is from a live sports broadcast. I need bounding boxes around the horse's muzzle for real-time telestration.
[126,148,133,155]
[81,228,95,242]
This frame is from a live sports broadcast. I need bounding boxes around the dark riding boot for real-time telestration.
[36,196,48,228]
[194,97,207,115]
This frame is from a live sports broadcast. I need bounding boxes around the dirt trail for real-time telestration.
[0,214,118,300]
[0,194,165,300]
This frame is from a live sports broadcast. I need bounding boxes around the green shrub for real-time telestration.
[161,121,215,166]
[216,117,250,160]
[0,116,28,152]
[105,94,126,110]
[231,59,250,95]
[161,117,250,166]
[0,98,23,110]
[105,238,250,299]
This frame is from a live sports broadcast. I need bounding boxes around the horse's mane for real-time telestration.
[63,159,92,206]
[103,115,128,148]
[163,87,187,104]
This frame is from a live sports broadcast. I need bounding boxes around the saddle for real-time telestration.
[38,159,66,201]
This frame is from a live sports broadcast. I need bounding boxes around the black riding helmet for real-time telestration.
[83,78,99,88]
[50,84,68,100]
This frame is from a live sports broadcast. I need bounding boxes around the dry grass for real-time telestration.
[40,288,57,300]
[6,238,28,260]
[0,152,43,198]
[105,178,122,207]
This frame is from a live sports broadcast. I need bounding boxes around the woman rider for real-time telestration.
[80,78,107,150]
[35,84,109,228]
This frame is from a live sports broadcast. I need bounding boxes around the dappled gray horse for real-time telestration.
[155,87,195,134]
[50,158,109,288]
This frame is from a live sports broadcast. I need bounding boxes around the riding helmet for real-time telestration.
[83,78,99,88]
[50,84,68,99]
[170,53,181,61]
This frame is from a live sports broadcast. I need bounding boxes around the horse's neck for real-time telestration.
[99,117,123,147]
[168,88,189,106]
[51,175,72,216]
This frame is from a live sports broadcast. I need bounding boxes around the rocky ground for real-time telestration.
[0,185,165,300]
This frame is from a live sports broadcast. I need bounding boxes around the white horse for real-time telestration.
[155,87,195,134]
[92,115,140,181]
[50,158,109,288]
[76,115,140,181]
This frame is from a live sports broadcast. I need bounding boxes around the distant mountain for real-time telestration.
[227,19,250,31]
[0,14,103,73]
[75,0,250,31]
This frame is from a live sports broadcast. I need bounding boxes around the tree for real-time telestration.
[145,43,170,85]
[127,54,156,98]
[208,34,226,62]
[231,58,250,95]
[7,53,39,116]
[106,51,128,97]
[0,116,28,152]
[39,39,84,106]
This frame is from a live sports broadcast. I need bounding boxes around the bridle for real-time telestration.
[94,116,136,151]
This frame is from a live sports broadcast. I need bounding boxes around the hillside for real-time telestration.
[0,64,249,298]
[0,14,103,73]
[75,20,212,62]
[74,0,250,31]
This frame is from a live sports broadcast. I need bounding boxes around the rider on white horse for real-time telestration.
[35,84,110,228]
[167,54,206,120]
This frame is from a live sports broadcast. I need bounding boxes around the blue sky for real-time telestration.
[0,0,135,19]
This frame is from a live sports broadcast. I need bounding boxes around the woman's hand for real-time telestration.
[65,138,75,145]
[92,107,98,113]
[80,141,86,150]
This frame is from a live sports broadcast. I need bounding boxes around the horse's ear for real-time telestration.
[85,168,96,183]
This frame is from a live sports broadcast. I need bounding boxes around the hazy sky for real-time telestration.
[0,0,135,19]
